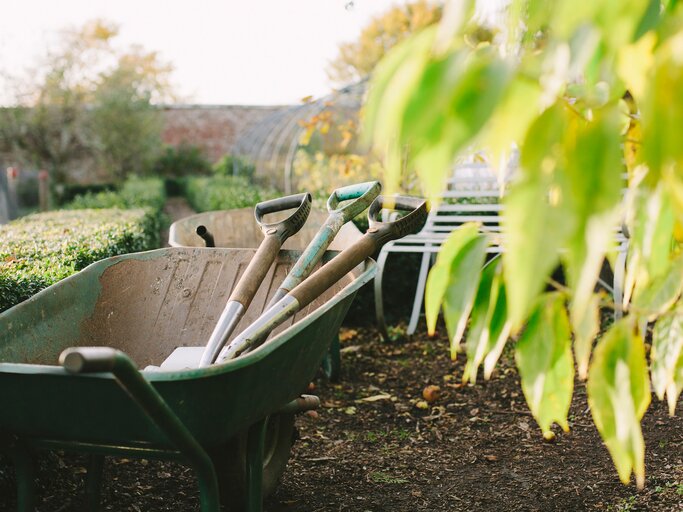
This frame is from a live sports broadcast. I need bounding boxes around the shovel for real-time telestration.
[265,181,381,310]
[198,192,312,367]
[216,195,428,362]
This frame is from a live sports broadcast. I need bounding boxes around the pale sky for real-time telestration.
[0,0,405,106]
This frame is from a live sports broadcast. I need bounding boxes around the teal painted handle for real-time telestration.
[326,181,382,222]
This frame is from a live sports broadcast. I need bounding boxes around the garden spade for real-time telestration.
[216,195,428,362]
[265,180,381,309]
[198,192,312,367]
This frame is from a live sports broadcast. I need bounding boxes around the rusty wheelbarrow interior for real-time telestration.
[1,248,361,368]
[0,247,375,511]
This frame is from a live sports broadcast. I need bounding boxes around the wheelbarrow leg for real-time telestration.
[322,335,341,382]
[8,440,37,512]
[246,418,267,512]
[85,454,105,511]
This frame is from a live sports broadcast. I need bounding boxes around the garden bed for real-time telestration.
[0,324,681,511]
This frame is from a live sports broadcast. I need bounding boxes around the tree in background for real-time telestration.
[365,0,683,488]
[0,20,174,183]
[327,0,442,85]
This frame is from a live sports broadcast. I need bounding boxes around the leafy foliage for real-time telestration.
[588,320,650,488]
[364,0,683,485]
[328,0,442,85]
[515,293,574,439]
[183,176,277,212]
[151,144,212,178]
[0,19,173,182]
[66,176,166,212]
[292,150,384,198]
[0,208,161,312]
[212,154,256,180]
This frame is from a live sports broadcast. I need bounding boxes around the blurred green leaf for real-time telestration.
[651,309,683,415]
[463,257,502,383]
[425,223,481,335]
[503,104,576,329]
[483,272,511,380]
[633,253,683,320]
[441,235,488,359]
[623,183,675,307]
[481,76,541,161]
[587,319,650,488]
[642,34,683,179]
[563,106,624,324]
[572,293,601,380]
[363,26,438,190]
[515,293,574,438]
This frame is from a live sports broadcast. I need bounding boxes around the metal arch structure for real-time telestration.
[232,80,368,194]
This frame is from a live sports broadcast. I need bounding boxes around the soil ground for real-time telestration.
[1,323,682,511]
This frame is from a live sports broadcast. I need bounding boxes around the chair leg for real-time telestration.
[85,454,105,512]
[407,251,432,335]
[374,249,390,340]
[613,246,628,320]
[245,419,267,512]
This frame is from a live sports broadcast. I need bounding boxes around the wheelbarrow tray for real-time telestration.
[169,208,363,250]
[0,247,375,450]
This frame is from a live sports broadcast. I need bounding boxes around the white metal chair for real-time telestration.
[374,162,628,338]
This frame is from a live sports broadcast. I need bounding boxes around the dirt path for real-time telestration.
[160,196,196,246]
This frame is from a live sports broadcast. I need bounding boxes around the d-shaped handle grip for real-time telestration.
[366,195,429,246]
[254,193,312,244]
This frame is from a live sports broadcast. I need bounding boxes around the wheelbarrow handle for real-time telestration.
[195,225,215,248]
[216,195,428,361]
[60,346,120,373]
[254,192,312,244]
[326,181,382,222]
[59,347,220,508]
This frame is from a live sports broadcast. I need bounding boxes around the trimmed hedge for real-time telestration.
[184,176,277,212]
[66,177,166,212]
[0,208,161,312]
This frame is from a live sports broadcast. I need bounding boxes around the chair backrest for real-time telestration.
[421,162,509,237]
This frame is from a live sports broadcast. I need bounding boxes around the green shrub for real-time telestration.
[184,176,277,212]
[212,154,256,180]
[67,177,166,212]
[0,208,161,312]
[151,144,212,177]
[56,183,117,206]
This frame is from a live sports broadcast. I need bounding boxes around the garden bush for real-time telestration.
[184,175,277,212]
[66,176,166,212]
[212,154,256,180]
[151,144,212,178]
[0,208,161,312]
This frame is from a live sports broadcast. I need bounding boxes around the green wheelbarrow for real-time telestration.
[0,246,376,511]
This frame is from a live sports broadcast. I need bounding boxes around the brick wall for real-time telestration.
[160,104,284,162]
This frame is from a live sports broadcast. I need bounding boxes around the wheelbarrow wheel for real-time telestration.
[214,413,295,511]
